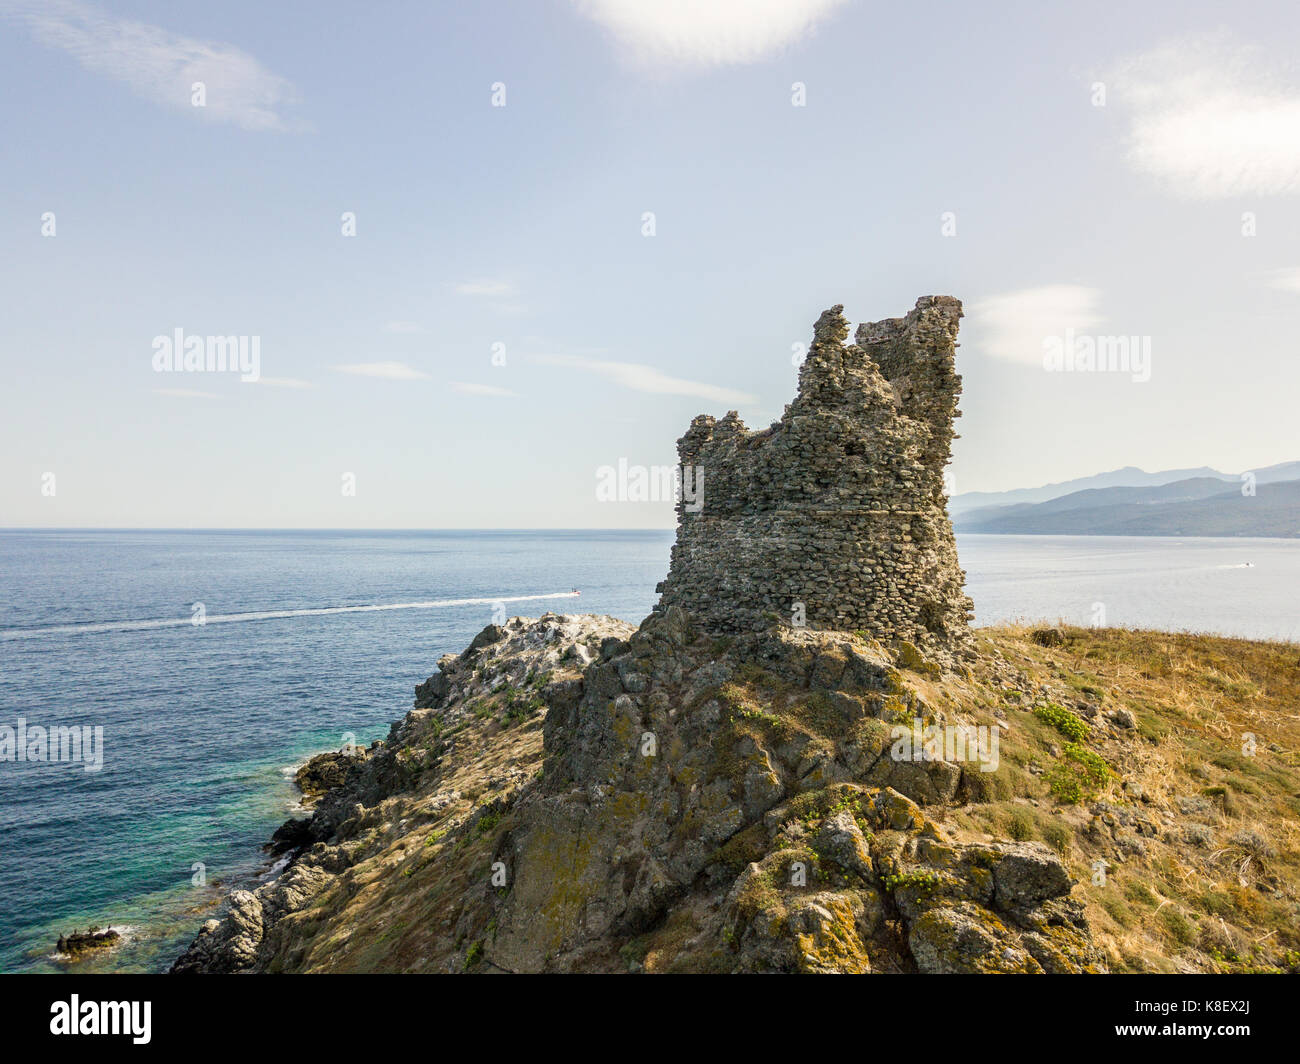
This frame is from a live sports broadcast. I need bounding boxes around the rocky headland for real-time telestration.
[173,298,1299,974]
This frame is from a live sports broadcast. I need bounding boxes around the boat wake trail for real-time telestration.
[0,591,582,641]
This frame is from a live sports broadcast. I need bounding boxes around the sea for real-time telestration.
[0,529,1295,973]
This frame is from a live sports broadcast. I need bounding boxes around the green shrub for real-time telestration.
[1005,808,1035,841]
[1042,822,1071,854]
[1099,893,1134,927]
[1160,908,1197,947]
[1047,743,1112,803]
[1034,702,1089,741]
[1124,881,1157,906]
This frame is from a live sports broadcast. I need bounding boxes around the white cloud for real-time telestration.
[453,279,515,297]
[383,320,423,334]
[334,361,429,381]
[153,387,219,399]
[570,0,849,68]
[966,285,1103,366]
[1263,267,1300,293]
[449,382,518,397]
[2,0,300,131]
[537,354,756,404]
[1106,36,1300,199]
[254,376,314,389]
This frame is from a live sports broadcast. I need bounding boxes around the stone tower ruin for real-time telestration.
[654,295,974,660]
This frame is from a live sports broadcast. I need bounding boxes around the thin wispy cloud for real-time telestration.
[570,0,850,68]
[153,387,220,399]
[254,376,314,389]
[449,382,518,397]
[453,279,515,297]
[334,361,429,381]
[967,285,1103,366]
[2,0,301,131]
[537,354,756,404]
[1105,35,1300,199]
[1263,267,1300,293]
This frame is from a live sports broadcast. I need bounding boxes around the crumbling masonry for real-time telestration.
[654,296,974,660]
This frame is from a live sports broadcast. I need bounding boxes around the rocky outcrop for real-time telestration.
[172,613,637,974]
[56,927,121,961]
[173,610,1102,974]
[654,297,974,663]
[294,748,368,800]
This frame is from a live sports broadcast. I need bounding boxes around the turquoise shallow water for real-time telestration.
[0,529,1294,973]
[0,529,673,973]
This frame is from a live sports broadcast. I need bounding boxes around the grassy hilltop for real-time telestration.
[942,624,1299,971]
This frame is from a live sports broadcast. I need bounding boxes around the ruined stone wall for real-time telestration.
[654,295,974,659]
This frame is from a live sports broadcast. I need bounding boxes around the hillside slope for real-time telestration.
[950,466,1231,516]
[956,479,1300,537]
[950,461,1300,519]
[174,611,1300,974]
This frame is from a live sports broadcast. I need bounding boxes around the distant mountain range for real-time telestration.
[951,462,1300,538]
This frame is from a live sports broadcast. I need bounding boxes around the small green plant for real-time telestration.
[1098,893,1134,927]
[1005,808,1035,841]
[502,688,544,725]
[471,805,504,839]
[1046,743,1112,803]
[1159,907,1197,947]
[1042,822,1071,854]
[1034,702,1089,741]
[1124,881,1157,906]
[884,869,941,893]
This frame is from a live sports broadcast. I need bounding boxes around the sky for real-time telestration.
[2,0,1298,528]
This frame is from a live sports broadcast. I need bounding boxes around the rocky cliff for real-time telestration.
[174,610,1102,973]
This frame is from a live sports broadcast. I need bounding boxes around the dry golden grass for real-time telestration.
[951,625,1300,972]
